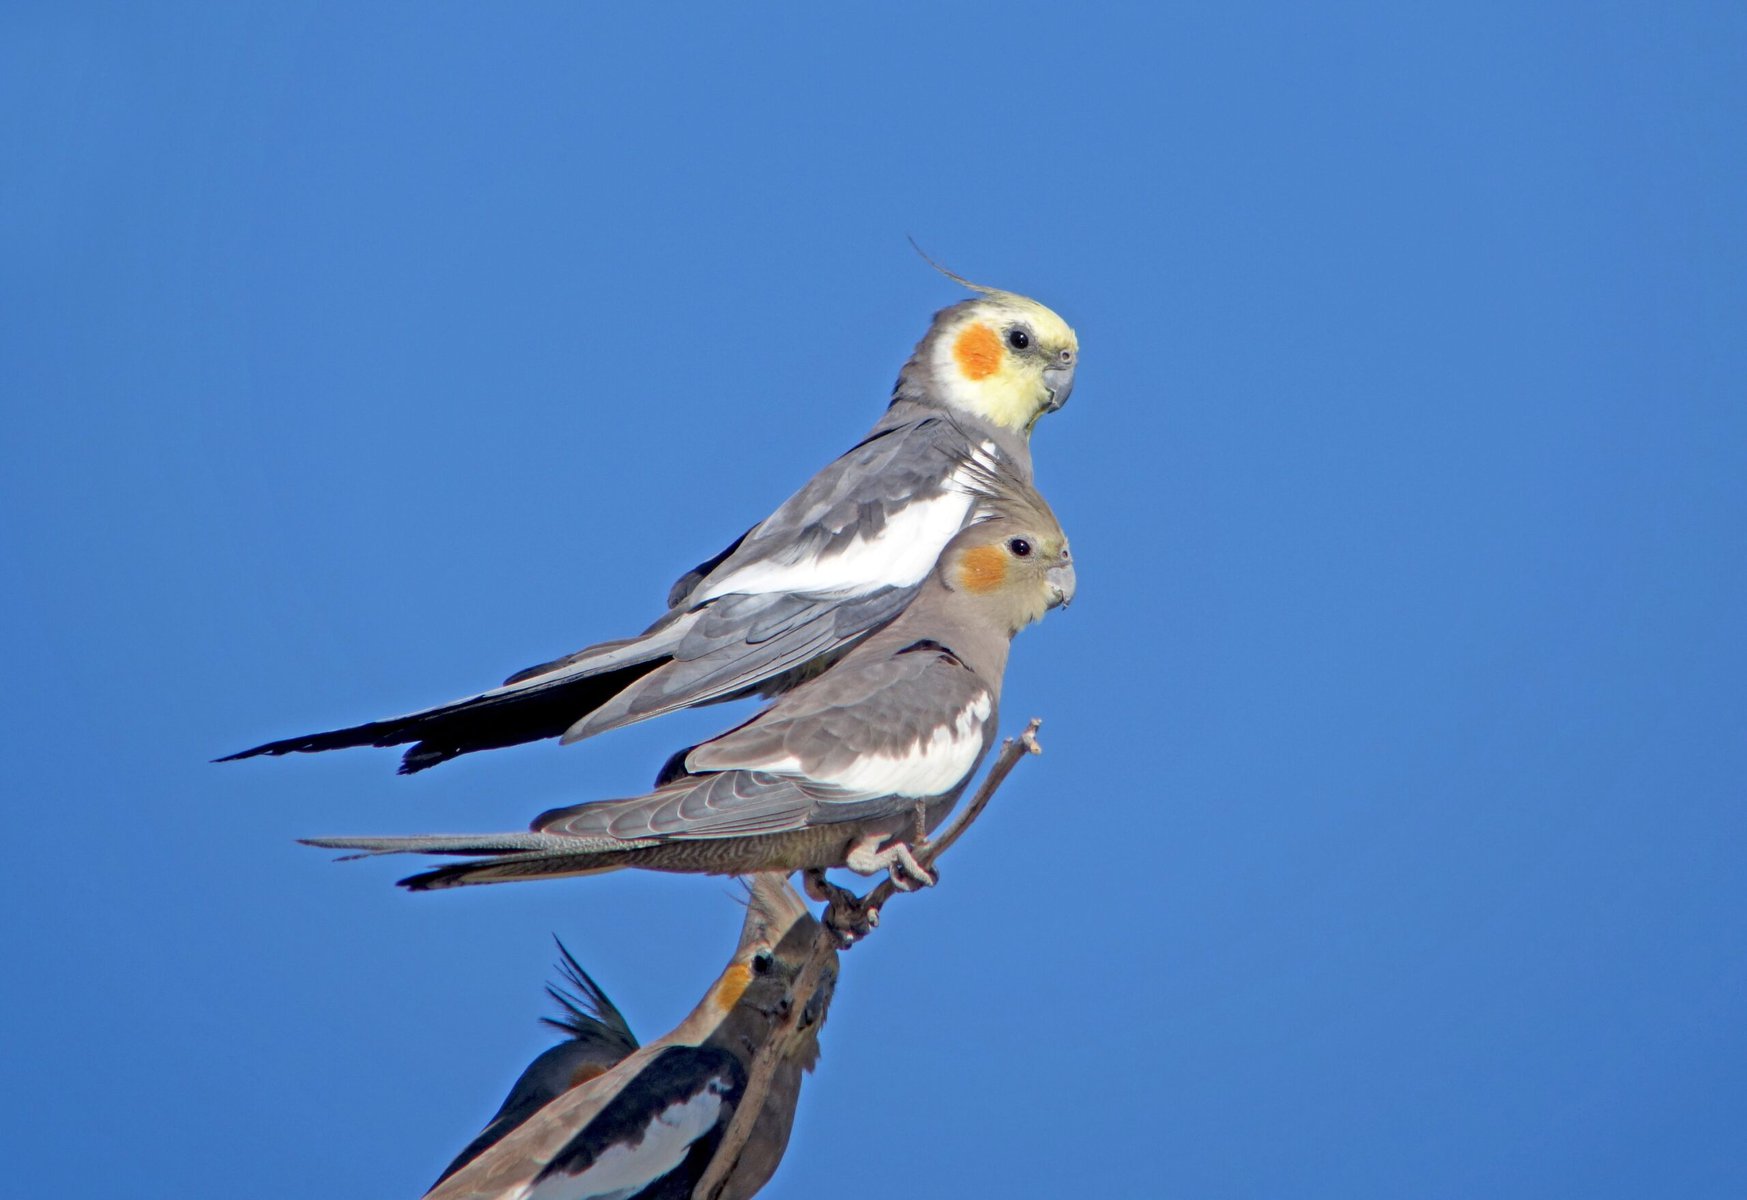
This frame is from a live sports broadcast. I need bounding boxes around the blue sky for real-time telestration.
[4,3,1744,1196]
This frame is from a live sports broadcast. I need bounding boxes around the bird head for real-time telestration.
[706,875,837,1042]
[895,286,1078,436]
[938,476,1075,634]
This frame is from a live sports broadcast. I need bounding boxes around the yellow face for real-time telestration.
[931,293,1078,434]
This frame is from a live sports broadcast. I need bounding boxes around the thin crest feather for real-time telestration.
[542,936,637,1045]
[738,872,812,950]
[906,235,1003,296]
[957,448,1060,533]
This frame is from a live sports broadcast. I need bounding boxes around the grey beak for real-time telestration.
[801,986,828,1029]
[1046,562,1077,609]
[1042,362,1075,412]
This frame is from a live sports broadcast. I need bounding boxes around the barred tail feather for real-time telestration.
[397,853,633,891]
[299,831,581,858]
[299,831,654,890]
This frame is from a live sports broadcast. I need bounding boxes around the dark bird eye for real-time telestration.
[1008,537,1032,557]
[751,950,774,975]
[1007,328,1030,350]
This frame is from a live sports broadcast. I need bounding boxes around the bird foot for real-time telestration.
[827,893,880,947]
[805,869,880,947]
[844,834,935,891]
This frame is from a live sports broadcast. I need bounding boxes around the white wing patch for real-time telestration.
[695,470,982,602]
[518,1076,730,1200]
[745,755,803,774]
[811,694,991,798]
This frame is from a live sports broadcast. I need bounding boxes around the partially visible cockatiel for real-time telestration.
[430,939,639,1187]
[423,874,836,1200]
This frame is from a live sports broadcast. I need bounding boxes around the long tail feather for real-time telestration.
[299,831,597,858]
[398,852,632,891]
[218,658,665,773]
[300,830,644,888]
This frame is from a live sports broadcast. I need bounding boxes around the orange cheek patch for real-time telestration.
[958,545,1008,592]
[952,323,1003,380]
[711,962,752,1013]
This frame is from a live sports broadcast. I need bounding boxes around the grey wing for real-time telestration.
[423,1044,667,1200]
[534,770,897,841]
[686,642,998,797]
[528,1045,744,1199]
[559,584,915,742]
[551,417,995,744]
[559,417,1003,742]
[670,415,985,606]
[222,416,1012,771]
[432,1041,628,1188]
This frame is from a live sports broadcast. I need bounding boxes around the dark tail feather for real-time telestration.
[399,852,630,891]
[215,659,665,774]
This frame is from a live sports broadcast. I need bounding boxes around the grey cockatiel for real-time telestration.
[221,283,1077,774]
[304,469,1073,890]
[423,874,837,1200]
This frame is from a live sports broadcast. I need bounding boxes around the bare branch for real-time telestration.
[693,718,1044,1200]
[691,931,836,1200]
[910,715,1043,866]
[820,716,1043,943]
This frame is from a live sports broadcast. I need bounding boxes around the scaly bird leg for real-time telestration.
[844,833,936,891]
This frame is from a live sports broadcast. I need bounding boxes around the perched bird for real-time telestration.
[424,874,837,1200]
[221,279,1077,774]
[304,467,1073,890]
[432,940,640,1186]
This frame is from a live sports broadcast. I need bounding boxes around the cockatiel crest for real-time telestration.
[945,457,1075,633]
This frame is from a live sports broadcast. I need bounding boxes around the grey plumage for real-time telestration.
[220,288,1077,773]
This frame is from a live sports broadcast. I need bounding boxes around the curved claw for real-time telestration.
[845,834,935,890]
[886,842,936,891]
